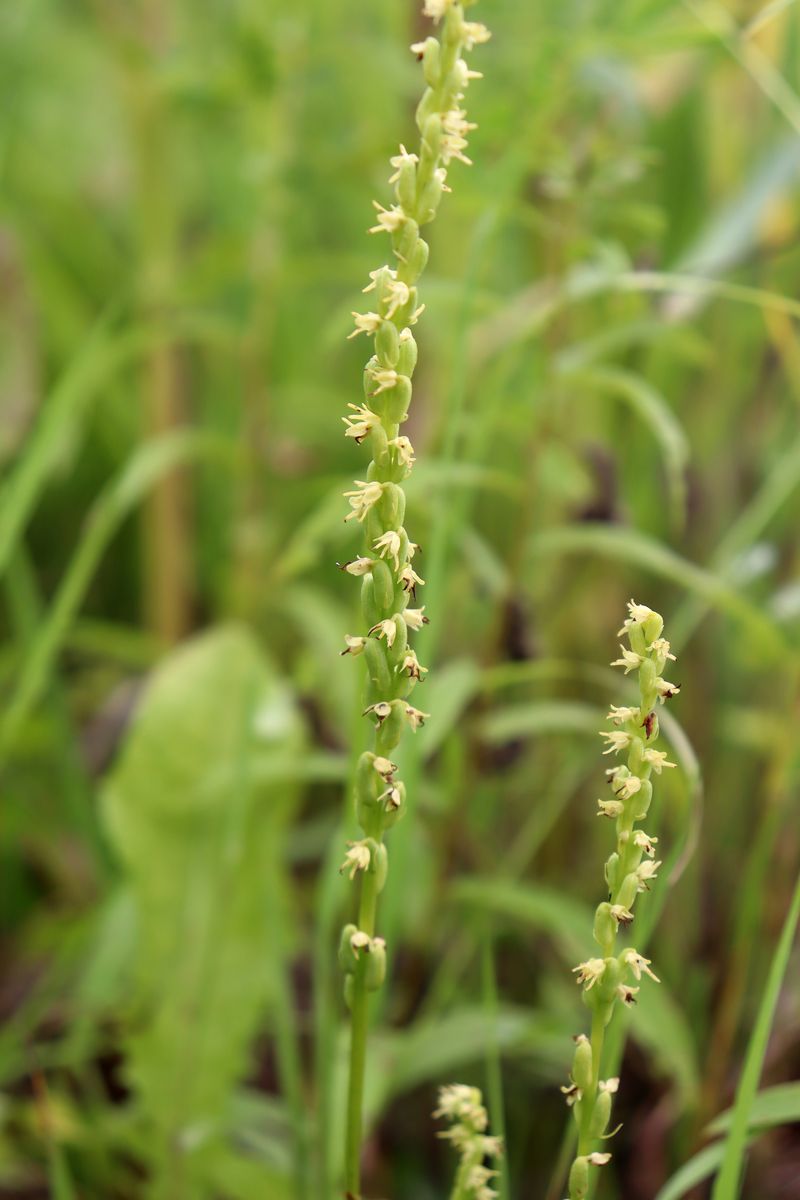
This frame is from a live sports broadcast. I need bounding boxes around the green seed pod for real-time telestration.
[639,656,657,710]
[597,956,622,1005]
[396,158,417,214]
[417,172,445,225]
[360,573,381,628]
[642,609,664,644]
[394,217,421,264]
[405,236,429,282]
[371,557,396,613]
[371,842,388,892]
[616,873,639,911]
[379,482,406,530]
[365,939,387,991]
[363,356,380,401]
[415,88,439,136]
[375,699,406,753]
[338,924,360,974]
[572,1035,593,1092]
[362,636,391,700]
[420,36,440,88]
[386,614,408,665]
[421,112,442,166]
[633,778,653,821]
[590,1089,613,1139]
[376,318,400,367]
[355,752,379,800]
[593,902,617,952]
[343,975,354,1010]
[369,418,390,468]
[568,1156,589,1200]
[605,852,620,893]
[627,731,643,774]
[384,376,413,425]
[397,331,418,378]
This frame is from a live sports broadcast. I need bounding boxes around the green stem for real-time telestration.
[344,869,380,1197]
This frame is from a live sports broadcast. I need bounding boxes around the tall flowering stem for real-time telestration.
[435,1085,502,1200]
[337,2,489,1195]
[563,603,681,1200]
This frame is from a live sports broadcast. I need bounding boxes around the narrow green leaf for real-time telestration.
[711,873,800,1199]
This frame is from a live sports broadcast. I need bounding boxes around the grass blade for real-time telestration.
[710,871,800,1199]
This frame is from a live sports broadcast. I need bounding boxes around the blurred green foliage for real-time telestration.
[1,0,799,1197]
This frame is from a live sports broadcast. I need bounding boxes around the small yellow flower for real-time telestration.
[403,606,429,631]
[400,649,428,681]
[621,948,660,983]
[340,841,371,880]
[462,20,492,49]
[372,756,397,782]
[607,704,640,726]
[369,618,398,648]
[389,436,416,469]
[642,748,675,773]
[611,645,644,674]
[374,529,403,570]
[348,311,382,339]
[344,479,383,522]
[600,730,631,756]
[573,958,606,990]
[405,703,430,731]
[342,403,378,443]
[399,563,425,597]
[388,144,419,184]
[633,830,658,857]
[341,635,367,657]
[369,202,407,234]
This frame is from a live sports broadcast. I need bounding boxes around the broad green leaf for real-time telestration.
[102,626,304,1197]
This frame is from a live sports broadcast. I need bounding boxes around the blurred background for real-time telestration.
[1,0,800,1197]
